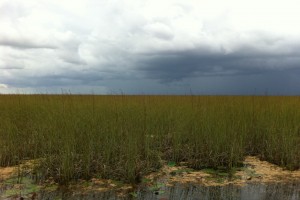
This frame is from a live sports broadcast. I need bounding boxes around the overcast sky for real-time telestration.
[1,0,300,95]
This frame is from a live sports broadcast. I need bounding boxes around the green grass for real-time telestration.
[0,95,299,184]
[2,177,41,198]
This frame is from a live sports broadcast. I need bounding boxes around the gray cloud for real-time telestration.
[1,0,300,94]
[0,65,24,69]
[135,42,300,83]
[0,38,57,49]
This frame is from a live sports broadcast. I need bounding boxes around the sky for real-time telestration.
[1,0,300,95]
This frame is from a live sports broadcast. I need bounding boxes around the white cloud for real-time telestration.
[1,0,300,93]
[0,83,8,88]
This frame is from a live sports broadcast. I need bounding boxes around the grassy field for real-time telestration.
[0,95,299,184]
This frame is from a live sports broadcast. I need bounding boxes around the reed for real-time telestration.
[0,94,299,184]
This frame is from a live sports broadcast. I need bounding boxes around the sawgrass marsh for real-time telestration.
[0,94,299,184]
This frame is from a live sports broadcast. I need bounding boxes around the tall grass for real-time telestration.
[0,95,299,184]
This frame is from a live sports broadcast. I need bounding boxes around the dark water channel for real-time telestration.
[36,182,300,200]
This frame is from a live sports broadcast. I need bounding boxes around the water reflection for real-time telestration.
[38,182,300,200]
[144,182,300,200]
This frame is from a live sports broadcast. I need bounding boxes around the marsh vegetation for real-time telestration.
[0,95,299,185]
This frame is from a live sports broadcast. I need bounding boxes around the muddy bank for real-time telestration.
[1,156,300,199]
[153,156,300,186]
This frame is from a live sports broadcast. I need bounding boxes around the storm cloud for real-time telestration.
[1,0,300,94]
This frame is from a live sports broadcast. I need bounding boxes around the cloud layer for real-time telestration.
[1,0,300,94]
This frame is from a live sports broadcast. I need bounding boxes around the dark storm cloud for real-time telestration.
[137,47,300,83]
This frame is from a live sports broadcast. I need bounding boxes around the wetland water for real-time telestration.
[31,181,300,200]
